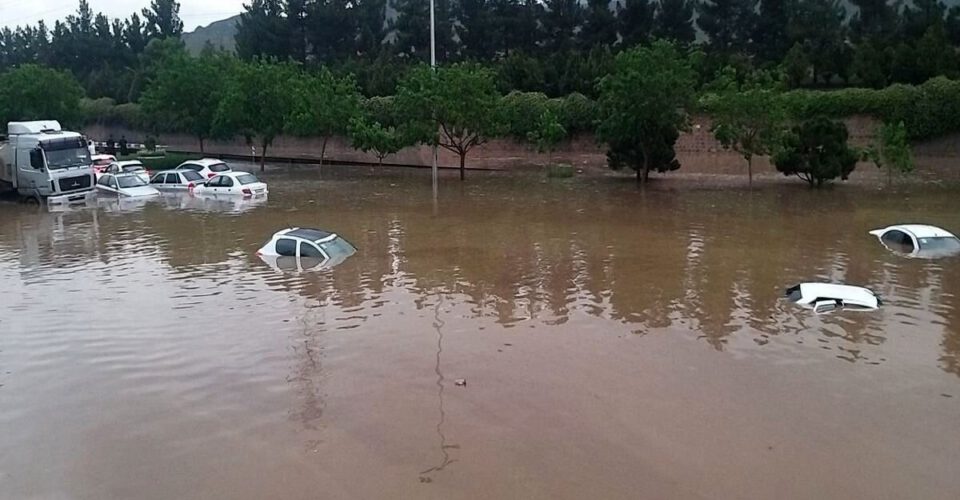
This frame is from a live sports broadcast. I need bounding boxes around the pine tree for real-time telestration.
[581,0,619,49]
[142,0,184,39]
[654,0,696,45]
[619,0,656,47]
[541,0,585,53]
[696,0,758,55]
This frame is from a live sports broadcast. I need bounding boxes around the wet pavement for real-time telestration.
[1,165,959,499]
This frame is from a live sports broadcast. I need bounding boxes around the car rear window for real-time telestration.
[178,164,201,172]
[123,165,145,172]
[209,163,230,172]
[236,173,259,185]
[181,170,203,182]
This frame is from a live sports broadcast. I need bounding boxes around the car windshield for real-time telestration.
[117,176,147,188]
[319,237,357,258]
[236,173,259,185]
[181,170,203,182]
[918,237,960,251]
[93,158,113,166]
[41,138,91,170]
[209,163,230,172]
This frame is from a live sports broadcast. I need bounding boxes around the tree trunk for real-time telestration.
[198,137,205,154]
[639,145,650,184]
[260,142,267,172]
[459,153,466,181]
[747,156,753,187]
[320,137,328,166]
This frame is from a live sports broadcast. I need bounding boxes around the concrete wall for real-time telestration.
[83,114,960,182]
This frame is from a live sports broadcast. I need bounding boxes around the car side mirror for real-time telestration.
[29,148,44,169]
[813,300,841,315]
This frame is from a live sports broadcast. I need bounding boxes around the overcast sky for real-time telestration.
[1,1,245,32]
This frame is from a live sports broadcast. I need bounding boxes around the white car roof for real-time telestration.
[791,283,880,308]
[184,158,229,167]
[874,224,956,239]
[274,227,337,242]
[92,154,116,160]
[214,171,254,178]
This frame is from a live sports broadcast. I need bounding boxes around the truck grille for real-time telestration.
[58,175,92,192]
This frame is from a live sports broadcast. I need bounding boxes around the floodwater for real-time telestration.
[1,165,959,500]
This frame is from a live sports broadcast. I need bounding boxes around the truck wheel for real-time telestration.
[24,194,41,205]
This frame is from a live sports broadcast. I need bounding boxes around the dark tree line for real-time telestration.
[5,1,960,100]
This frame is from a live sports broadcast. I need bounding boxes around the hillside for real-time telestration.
[181,15,240,55]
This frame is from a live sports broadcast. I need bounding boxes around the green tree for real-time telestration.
[787,0,849,85]
[526,108,567,159]
[541,0,585,53]
[596,40,698,183]
[393,0,456,61]
[851,40,889,88]
[142,0,183,39]
[753,0,792,63]
[457,0,496,60]
[618,0,656,47]
[782,42,810,88]
[706,67,786,185]
[916,22,958,81]
[773,115,858,187]
[395,63,506,180]
[696,0,758,55]
[286,67,362,165]
[581,0,619,49]
[236,0,292,61]
[348,102,412,166]
[0,64,84,126]
[864,121,913,186]
[214,60,298,171]
[654,0,697,45]
[140,53,229,153]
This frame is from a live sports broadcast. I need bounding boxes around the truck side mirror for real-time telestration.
[30,149,44,170]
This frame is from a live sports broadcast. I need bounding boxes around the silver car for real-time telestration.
[149,169,206,190]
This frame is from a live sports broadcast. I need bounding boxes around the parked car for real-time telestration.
[91,154,116,174]
[191,171,268,197]
[95,173,160,197]
[100,160,151,183]
[149,169,205,190]
[869,224,960,258]
[785,283,881,314]
[175,158,231,179]
[257,227,357,270]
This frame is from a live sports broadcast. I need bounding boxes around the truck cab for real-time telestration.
[0,120,96,205]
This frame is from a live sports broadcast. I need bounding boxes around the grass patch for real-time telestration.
[546,163,575,178]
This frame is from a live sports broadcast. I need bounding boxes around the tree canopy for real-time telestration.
[773,116,859,187]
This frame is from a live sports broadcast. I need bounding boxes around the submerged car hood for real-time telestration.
[120,185,160,197]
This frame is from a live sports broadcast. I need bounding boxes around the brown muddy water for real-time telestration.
[1,165,959,499]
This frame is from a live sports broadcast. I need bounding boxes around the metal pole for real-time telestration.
[430,0,438,198]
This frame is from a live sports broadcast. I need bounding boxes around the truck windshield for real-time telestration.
[41,138,91,170]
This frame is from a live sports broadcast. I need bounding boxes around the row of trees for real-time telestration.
[6,1,960,99]
[1,38,915,188]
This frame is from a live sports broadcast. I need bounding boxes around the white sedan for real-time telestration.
[100,160,151,184]
[192,171,268,197]
[149,169,205,190]
[96,173,160,197]
[257,227,357,271]
[869,224,960,258]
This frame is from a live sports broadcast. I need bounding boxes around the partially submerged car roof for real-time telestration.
[871,224,956,239]
[785,283,881,308]
[283,227,335,242]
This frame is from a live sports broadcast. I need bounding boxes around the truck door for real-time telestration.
[16,143,43,192]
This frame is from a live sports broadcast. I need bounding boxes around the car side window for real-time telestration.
[300,242,324,258]
[882,230,914,250]
[165,173,178,184]
[109,177,118,189]
[275,238,297,257]
[221,177,234,187]
[98,175,111,186]
[150,174,163,184]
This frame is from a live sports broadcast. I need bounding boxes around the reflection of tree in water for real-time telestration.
[418,293,458,483]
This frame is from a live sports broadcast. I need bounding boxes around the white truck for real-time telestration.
[0,120,96,204]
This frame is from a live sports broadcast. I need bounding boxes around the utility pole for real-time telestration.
[430,0,438,199]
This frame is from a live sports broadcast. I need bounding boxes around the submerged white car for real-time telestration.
[176,158,232,179]
[785,283,882,314]
[869,224,960,258]
[149,169,205,190]
[101,160,151,184]
[192,171,268,197]
[257,227,357,270]
[95,173,160,197]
